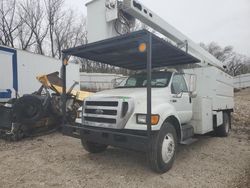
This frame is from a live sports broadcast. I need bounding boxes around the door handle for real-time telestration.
[170,99,177,103]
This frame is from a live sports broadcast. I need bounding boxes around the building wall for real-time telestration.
[234,73,250,89]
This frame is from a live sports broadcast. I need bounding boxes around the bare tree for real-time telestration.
[19,0,48,54]
[44,0,64,57]
[200,42,234,62]
[16,4,36,50]
[0,0,89,59]
[226,55,250,76]
[200,42,250,76]
[53,12,87,58]
[44,0,87,58]
[0,0,21,47]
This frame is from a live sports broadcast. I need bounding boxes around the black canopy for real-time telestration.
[62,30,200,70]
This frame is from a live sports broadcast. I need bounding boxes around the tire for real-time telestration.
[13,95,44,124]
[148,122,177,173]
[215,112,231,137]
[81,137,108,153]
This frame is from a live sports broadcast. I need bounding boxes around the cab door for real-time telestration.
[170,73,192,124]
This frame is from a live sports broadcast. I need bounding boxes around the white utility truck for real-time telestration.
[62,0,234,173]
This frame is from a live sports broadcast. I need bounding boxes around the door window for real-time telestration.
[171,74,188,94]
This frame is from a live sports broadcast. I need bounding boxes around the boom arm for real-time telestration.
[86,0,224,69]
[121,0,224,69]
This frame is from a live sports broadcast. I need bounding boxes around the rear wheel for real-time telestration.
[148,122,177,173]
[215,112,231,137]
[81,138,108,153]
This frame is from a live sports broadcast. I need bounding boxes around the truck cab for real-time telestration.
[82,71,192,131]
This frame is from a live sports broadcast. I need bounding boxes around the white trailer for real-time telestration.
[0,45,80,102]
[80,72,124,92]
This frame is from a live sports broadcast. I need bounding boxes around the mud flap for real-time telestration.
[0,105,12,130]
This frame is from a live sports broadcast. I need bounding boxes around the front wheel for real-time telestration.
[81,138,108,153]
[148,122,177,173]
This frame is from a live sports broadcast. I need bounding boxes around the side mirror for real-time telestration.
[189,75,196,92]
[184,74,197,97]
[173,90,183,98]
[189,91,197,98]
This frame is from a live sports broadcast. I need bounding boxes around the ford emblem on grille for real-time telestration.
[95,109,104,114]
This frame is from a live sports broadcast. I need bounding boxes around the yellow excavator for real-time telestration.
[37,72,91,102]
[0,72,92,141]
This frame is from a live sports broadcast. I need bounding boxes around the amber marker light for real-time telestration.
[151,115,160,125]
[136,114,160,125]
[138,43,147,52]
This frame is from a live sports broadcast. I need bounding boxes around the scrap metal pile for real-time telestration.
[0,72,91,141]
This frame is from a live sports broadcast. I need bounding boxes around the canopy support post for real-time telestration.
[61,53,67,126]
[146,33,152,141]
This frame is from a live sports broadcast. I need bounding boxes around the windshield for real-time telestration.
[116,72,172,88]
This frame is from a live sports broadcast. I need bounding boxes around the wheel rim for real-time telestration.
[161,133,175,163]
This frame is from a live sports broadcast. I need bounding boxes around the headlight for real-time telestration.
[136,114,160,125]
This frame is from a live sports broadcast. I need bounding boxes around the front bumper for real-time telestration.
[62,123,154,152]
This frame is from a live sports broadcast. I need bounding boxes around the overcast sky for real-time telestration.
[65,0,250,56]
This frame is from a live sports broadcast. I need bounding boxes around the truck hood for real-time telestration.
[84,87,176,128]
[88,88,172,113]
[92,88,166,99]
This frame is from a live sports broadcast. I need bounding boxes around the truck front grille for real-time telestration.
[84,117,116,124]
[85,108,117,116]
[82,97,134,129]
[85,101,118,107]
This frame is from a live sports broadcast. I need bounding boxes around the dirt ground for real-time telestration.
[0,89,249,188]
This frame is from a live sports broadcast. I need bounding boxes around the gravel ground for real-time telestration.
[0,89,249,188]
